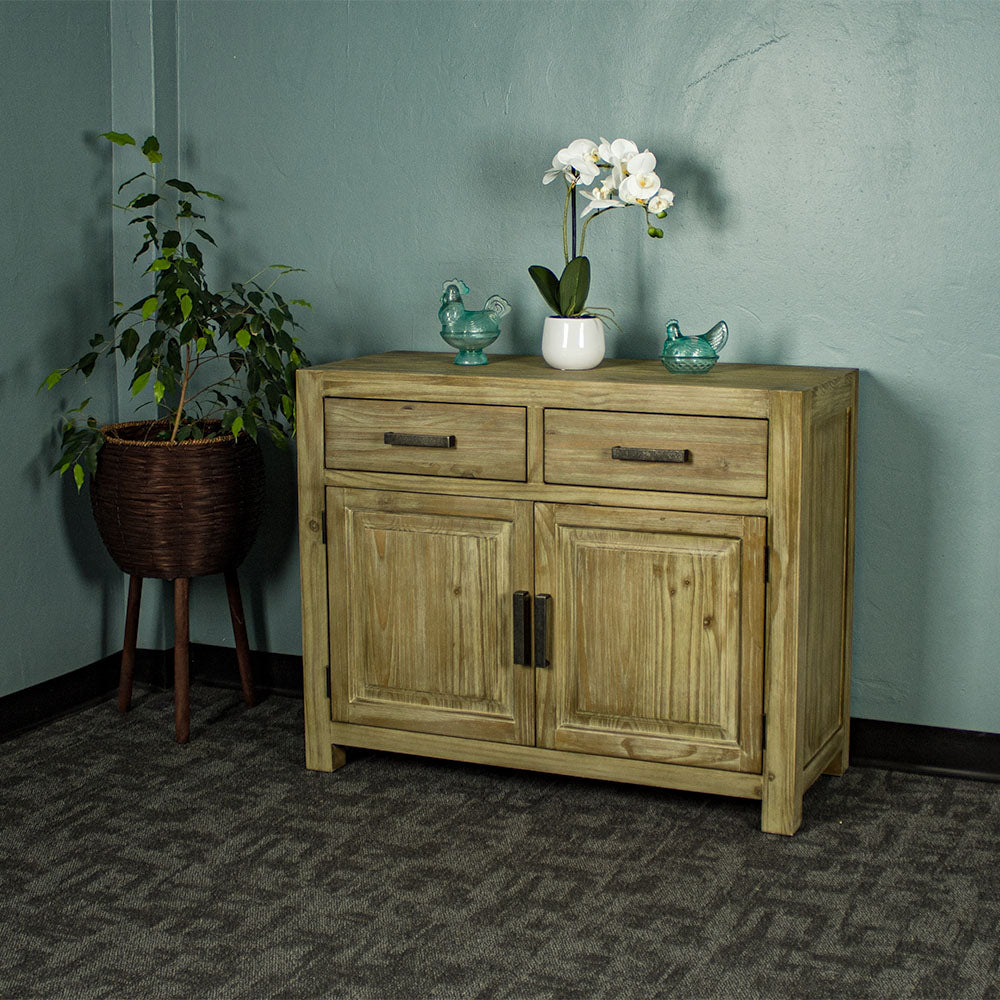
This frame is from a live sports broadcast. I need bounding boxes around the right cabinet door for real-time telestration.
[534,503,766,773]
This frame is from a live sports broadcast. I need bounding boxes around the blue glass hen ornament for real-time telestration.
[438,279,511,365]
[660,319,729,374]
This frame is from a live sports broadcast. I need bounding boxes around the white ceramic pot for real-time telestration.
[541,316,605,370]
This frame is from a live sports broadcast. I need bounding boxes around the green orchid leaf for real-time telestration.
[558,256,590,317]
[528,265,561,315]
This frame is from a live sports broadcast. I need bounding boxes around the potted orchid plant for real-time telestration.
[529,137,674,369]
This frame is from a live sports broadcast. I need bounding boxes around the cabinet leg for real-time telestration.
[118,575,143,714]
[760,773,803,836]
[174,577,191,745]
[224,568,256,708]
[306,740,347,772]
[823,726,851,776]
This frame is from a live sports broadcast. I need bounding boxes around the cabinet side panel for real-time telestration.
[802,407,853,763]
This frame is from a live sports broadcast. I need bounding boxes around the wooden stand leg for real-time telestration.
[224,568,255,707]
[118,575,143,714]
[174,577,191,744]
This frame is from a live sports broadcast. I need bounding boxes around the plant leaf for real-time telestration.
[558,255,590,317]
[153,379,165,404]
[528,265,561,315]
[131,370,151,396]
[73,463,85,491]
[119,327,139,359]
[101,131,136,146]
[141,135,162,164]
[236,328,251,350]
[141,296,158,320]
[129,193,160,210]
[42,370,63,391]
[166,178,199,196]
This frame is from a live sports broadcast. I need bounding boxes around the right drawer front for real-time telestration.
[544,409,768,497]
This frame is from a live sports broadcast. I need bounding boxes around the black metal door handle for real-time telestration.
[512,591,531,666]
[534,593,551,668]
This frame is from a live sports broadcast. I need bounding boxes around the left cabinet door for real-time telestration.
[326,488,535,744]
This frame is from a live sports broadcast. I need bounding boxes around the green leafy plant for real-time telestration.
[42,131,312,490]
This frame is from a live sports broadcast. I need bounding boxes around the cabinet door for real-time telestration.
[534,503,766,772]
[327,488,534,744]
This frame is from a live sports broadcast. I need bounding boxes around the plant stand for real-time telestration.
[117,569,255,743]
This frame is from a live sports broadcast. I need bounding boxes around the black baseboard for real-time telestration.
[2,652,998,783]
[0,644,303,744]
[849,717,1000,784]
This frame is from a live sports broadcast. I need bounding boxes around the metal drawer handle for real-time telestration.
[383,431,457,449]
[611,445,689,464]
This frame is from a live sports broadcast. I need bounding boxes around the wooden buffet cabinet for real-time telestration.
[296,352,857,835]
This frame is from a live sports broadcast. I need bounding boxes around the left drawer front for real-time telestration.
[324,398,527,481]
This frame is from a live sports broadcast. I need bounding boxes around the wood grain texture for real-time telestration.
[327,488,534,745]
[324,397,526,481]
[534,503,765,772]
[325,722,764,799]
[545,409,768,497]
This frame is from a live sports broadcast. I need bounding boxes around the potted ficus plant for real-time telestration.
[529,137,674,370]
[41,131,312,741]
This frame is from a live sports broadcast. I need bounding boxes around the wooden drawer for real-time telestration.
[324,397,526,481]
[544,408,768,497]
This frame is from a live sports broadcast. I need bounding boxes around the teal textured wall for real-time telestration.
[0,1,119,697]
[4,1,999,735]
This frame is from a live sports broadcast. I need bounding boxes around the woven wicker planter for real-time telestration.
[90,420,265,580]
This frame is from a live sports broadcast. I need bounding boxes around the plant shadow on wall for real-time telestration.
[22,141,122,653]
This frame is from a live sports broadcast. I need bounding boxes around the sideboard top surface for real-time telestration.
[298,352,858,419]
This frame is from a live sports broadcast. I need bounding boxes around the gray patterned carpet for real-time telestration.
[1,686,999,1000]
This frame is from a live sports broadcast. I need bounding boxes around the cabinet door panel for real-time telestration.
[327,489,533,744]
[535,504,765,772]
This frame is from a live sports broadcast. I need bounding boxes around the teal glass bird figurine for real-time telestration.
[438,279,511,365]
[660,319,729,374]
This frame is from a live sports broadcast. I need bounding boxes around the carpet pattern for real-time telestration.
[1,687,999,999]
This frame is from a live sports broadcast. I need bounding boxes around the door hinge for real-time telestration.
[325,665,332,700]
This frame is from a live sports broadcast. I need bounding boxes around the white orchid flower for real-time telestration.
[624,149,657,177]
[619,170,662,205]
[647,188,675,214]
[542,138,600,186]
[579,183,624,217]
[598,137,639,168]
